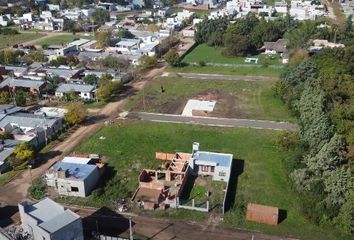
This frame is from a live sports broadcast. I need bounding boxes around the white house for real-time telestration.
[45,157,102,197]
[18,198,84,240]
[55,83,96,101]
[115,38,141,53]
[189,142,233,182]
[274,1,288,14]
[0,15,11,26]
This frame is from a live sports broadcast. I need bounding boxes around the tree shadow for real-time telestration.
[31,150,62,168]
[278,209,287,224]
[0,205,18,228]
[82,206,135,238]
[224,159,244,213]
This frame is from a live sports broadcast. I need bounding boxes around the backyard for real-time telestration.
[124,77,295,122]
[183,44,282,65]
[0,32,45,48]
[68,120,350,240]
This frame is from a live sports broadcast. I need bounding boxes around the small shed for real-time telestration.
[246,203,279,225]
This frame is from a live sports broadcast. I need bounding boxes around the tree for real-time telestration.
[334,190,354,235]
[64,103,87,125]
[148,24,159,33]
[95,31,112,48]
[139,55,157,69]
[92,8,110,26]
[343,15,353,42]
[63,90,80,102]
[13,142,35,163]
[25,50,47,62]
[14,91,27,106]
[117,28,135,39]
[0,91,10,104]
[165,49,181,67]
[96,74,118,102]
[84,74,99,85]
[222,33,249,56]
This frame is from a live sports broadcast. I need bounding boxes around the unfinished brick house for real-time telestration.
[131,152,192,210]
[132,143,233,210]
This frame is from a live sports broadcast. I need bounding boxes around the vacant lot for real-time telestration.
[0,32,45,48]
[33,34,84,46]
[125,77,294,122]
[71,121,348,240]
[183,44,282,65]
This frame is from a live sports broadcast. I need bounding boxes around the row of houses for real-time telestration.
[0,104,66,175]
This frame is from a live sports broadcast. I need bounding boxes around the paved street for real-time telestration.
[129,112,296,131]
[163,72,278,81]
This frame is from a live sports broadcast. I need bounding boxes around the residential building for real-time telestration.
[0,139,21,175]
[18,198,84,240]
[0,105,64,147]
[55,83,96,101]
[116,38,141,53]
[263,39,288,54]
[45,155,104,197]
[309,39,345,52]
[0,77,46,94]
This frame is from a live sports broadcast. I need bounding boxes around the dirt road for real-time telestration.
[0,65,166,205]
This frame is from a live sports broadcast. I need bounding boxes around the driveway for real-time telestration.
[128,112,296,131]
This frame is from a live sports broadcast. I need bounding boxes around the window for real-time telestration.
[71,186,79,192]
[219,171,226,177]
[210,166,215,173]
[201,165,208,172]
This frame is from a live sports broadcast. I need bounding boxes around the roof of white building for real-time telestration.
[193,151,233,167]
[56,83,95,93]
[21,198,80,234]
[62,156,92,165]
[51,161,97,180]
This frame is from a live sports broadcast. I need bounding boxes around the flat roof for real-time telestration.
[52,161,96,180]
[68,38,91,47]
[194,151,233,167]
[116,40,139,47]
[56,83,95,93]
[62,156,92,165]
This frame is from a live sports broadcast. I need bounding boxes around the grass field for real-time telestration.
[0,32,45,48]
[168,65,282,77]
[33,34,86,46]
[71,121,349,240]
[183,44,282,65]
[124,77,295,122]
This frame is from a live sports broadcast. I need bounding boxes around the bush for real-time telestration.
[29,178,46,200]
[198,60,206,67]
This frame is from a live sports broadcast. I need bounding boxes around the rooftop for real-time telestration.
[52,161,97,180]
[21,198,80,233]
[193,151,233,167]
[56,83,95,93]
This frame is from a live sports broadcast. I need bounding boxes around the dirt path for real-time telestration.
[0,65,166,205]
[163,72,278,81]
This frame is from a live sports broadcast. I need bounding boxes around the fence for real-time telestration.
[176,197,209,212]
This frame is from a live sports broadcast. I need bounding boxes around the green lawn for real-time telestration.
[183,44,282,65]
[0,32,45,48]
[124,77,295,122]
[168,65,282,77]
[71,121,349,240]
[33,34,87,46]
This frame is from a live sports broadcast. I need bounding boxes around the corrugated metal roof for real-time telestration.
[56,83,95,93]
[193,151,233,167]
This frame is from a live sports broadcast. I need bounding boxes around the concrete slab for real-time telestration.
[181,99,216,116]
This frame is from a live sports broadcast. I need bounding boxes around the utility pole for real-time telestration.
[129,217,133,240]
[142,87,146,111]
[28,165,33,185]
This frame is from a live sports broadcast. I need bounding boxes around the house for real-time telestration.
[274,1,288,14]
[189,142,233,182]
[0,139,21,175]
[0,77,46,94]
[0,105,64,147]
[116,38,141,53]
[0,15,11,26]
[132,152,191,210]
[55,83,96,101]
[308,39,345,52]
[56,45,78,56]
[263,39,288,54]
[40,67,84,81]
[132,142,233,209]
[45,155,104,197]
[34,107,67,118]
[18,198,84,240]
